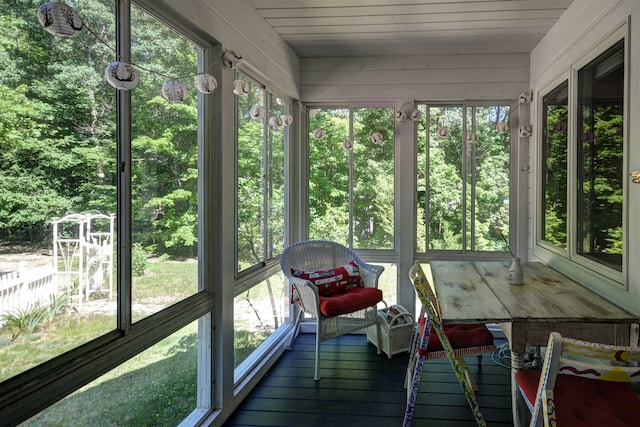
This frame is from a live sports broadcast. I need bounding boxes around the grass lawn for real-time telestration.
[21,322,198,427]
[1,261,200,426]
[2,259,400,425]
[1,259,280,425]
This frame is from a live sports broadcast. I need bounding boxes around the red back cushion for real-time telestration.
[291,260,362,296]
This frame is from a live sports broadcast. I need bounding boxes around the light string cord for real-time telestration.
[81,21,216,81]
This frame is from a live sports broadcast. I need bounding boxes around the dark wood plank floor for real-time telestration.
[224,333,514,427]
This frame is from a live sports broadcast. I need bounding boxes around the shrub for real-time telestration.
[132,243,148,276]
[1,303,47,341]
[45,293,70,321]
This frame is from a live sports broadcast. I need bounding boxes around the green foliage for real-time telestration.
[234,328,271,369]
[1,302,46,340]
[1,292,70,341]
[425,105,510,251]
[132,243,148,277]
[1,0,199,258]
[235,81,287,269]
[542,98,569,248]
[45,293,70,321]
[307,107,395,248]
[20,329,198,427]
[578,105,624,257]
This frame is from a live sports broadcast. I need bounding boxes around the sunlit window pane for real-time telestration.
[541,81,569,248]
[308,108,350,245]
[0,0,117,381]
[267,96,285,259]
[234,273,288,374]
[236,76,265,272]
[421,104,510,253]
[466,106,510,251]
[353,108,394,250]
[416,105,428,252]
[236,79,286,273]
[130,4,200,321]
[577,40,624,271]
[307,107,394,249]
[427,106,464,250]
[376,263,397,306]
[21,320,200,426]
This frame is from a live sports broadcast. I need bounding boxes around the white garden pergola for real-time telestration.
[52,213,115,306]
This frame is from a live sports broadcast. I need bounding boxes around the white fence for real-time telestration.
[0,262,56,322]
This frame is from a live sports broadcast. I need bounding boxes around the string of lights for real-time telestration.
[37,1,217,103]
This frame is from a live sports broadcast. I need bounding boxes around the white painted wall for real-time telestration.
[158,0,300,99]
[528,0,640,315]
[300,54,530,102]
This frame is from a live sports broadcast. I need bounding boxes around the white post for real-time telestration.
[18,262,28,310]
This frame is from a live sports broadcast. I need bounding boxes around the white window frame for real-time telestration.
[534,25,628,289]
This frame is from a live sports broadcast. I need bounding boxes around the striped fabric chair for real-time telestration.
[516,331,640,427]
[404,261,496,427]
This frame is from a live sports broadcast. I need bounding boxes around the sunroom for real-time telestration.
[1,0,639,426]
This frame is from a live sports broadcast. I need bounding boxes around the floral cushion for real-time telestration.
[291,260,362,296]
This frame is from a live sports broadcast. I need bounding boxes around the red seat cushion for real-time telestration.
[516,368,540,412]
[318,287,383,317]
[419,319,495,352]
[517,370,640,427]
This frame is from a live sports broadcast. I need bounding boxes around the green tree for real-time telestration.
[0,0,202,258]
[308,107,395,249]
[0,0,117,245]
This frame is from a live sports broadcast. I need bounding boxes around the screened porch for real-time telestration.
[1,1,640,427]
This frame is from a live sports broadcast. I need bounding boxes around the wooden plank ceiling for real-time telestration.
[248,0,574,58]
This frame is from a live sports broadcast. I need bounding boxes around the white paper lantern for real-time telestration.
[342,139,353,151]
[395,110,407,122]
[194,73,217,94]
[466,132,478,143]
[104,62,139,90]
[268,116,283,130]
[232,79,250,96]
[313,128,325,139]
[410,109,422,121]
[437,125,449,138]
[496,122,508,134]
[280,114,294,126]
[162,79,188,103]
[371,132,383,144]
[250,105,266,121]
[38,2,83,38]
[222,50,244,69]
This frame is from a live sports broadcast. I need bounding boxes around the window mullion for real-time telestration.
[461,105,468,253]
[116,0,133,332]
[262,91,269,264]
[425,107,431,247]
[348,106,354,248]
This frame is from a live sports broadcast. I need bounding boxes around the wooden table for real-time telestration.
[428,260,639,427]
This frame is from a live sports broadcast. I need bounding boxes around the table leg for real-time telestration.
[511,350,528,427]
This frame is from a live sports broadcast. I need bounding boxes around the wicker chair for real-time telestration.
[280,240,385,380]
[404,261,496,427]
[516,331,640,427]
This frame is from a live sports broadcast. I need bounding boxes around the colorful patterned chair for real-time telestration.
[516,331,640,427]
[281,240,384,380]
[404,261,496,426]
